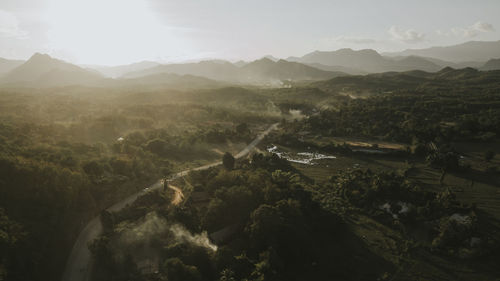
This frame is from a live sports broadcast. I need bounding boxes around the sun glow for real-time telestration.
[44,0,193,65]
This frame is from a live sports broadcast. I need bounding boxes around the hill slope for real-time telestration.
[0,58,24,76]
[480,58,500,71]
[312,67,500,95]
[304,62,368,75]
[240,58,345,83]
[113,72,227,89]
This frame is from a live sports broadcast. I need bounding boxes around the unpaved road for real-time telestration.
[165,183,184,205]
[61,123,278,281]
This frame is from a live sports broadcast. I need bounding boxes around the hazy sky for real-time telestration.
[0,0,499,65]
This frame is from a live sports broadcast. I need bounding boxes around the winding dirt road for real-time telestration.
[165,183,184,205]
[61,123,278,281]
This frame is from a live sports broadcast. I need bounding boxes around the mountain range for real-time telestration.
[1,40,499,88]
[286,41,500,73]
[0,53,225,88]
[287,49,442,73]
[123,57,345,84]
[383,40,500,63]
[313,67,500,95]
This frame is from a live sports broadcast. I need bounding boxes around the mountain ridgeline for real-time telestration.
[0,54,347,88]
[384,40,500,63]
[287,49,442,73]
[312,67,500,95]
[123,58,346,85]
[1,40,500,88]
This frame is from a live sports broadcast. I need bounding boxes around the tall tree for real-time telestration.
[222,152,235,170]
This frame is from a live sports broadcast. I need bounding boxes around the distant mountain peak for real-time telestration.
[252,57,275,64]
[1,52,102,86]
[263,55,279,61]
[31,52,50,58]
[24,53,69,68]
[359,49,380,55]
[28,53,54,62]
[335,48,355,53]
[438,66,455,73]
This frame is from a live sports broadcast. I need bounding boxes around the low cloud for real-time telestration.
[316,35,377,50]
[333,36,376,44]
[388,26,425,43]
[0,10,27,39]
[451,21,495,38]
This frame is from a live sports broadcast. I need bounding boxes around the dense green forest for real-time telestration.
[285,90,500,143]
[83,68,500,281]
[0,87,276,281]
[1,67,500,281]
[89,154,499,281]
[90,155,390,281]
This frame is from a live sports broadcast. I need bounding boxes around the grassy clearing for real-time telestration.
[289,152,410,183]
[313,136,408,150]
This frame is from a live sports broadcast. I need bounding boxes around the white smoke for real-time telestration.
[289,109,305,120]
[113,212,217,268]
[119,212,169,245]
[169,224,218,251]
[114,212,168,265]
